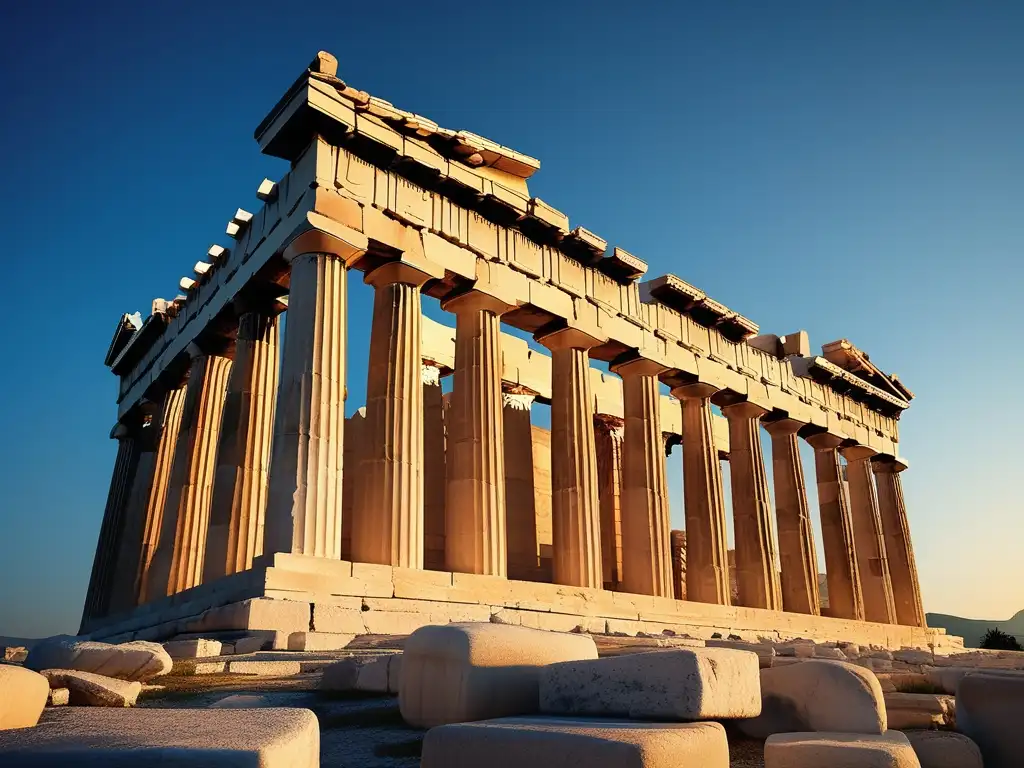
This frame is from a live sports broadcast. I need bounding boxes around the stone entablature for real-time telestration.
[82,51,927,643]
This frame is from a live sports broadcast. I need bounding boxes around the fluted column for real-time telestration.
[503,388,540,581]
[80,422,142,629]
[203,309,280,581]
[873,457,926,628]
[721,402,782,610]
[594,414,625,590]
[537,327,604,588]
[442,290,512,576]
[764,418,820,615]
[136,386,187,603]
[805,432,864,621]
[672,383,730,605]
[670,529,686,600]
[265,229,365,558]
[147,350,232,598]
[352,262,432,569]
[613,357,673,598]
[840,444,897,624]
[423,364,447,570]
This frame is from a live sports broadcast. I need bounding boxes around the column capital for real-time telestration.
[611,353,668,379]
[762,417,804,437]
[670,381,719,401]
[535,322,606,352]
[421,363,442,387]
[364,260,439,290]
[872,455,909,474]
[502,390,537,411]
[804,431,844,452]
[282,216,368,264]
[441,288,515,316]
[839,444,878,462]
[721,401,769,421]
[231,292,288,318]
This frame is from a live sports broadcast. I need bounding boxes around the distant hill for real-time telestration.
[926,610,1024,648]
[0,635,38,650]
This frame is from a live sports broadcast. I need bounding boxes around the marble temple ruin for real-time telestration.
[79,51,944,650]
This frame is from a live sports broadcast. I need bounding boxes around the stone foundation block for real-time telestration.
[40,670,141,707]
[956,673,1024,768]
[739,660,886,738]
[0,666,49,730]
[234,632,288,654]
[227,660,302,676]
[540,648,761,720]
[399,623,598,728]
[903,730,982,768]
[764,731,920,768]
[162,639,223,659]
[287,632,354,651]
[0,707,319,768]
[705,639,775,668]
[47,688,69,707]
[320,654,401,694]
[186,599,310,635]
[421,717,729,768]
[312,603,366,634]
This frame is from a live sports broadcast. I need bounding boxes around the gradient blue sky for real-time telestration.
[1,2,1021,638]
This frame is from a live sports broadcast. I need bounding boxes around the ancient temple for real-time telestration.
[80,52,942,649]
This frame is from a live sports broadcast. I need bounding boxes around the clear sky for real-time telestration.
[1,1,1021,638]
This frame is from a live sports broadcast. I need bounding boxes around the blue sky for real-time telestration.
[1,2,1021,637]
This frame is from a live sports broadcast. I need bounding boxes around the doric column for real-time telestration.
[264,226,366,558]
[80,422,142,629]
[872,457,926,628]
[613,357,673,598]
[423,364,447,571]
[147,348,232,598]
[442,290,513,576]
[203,306,281,581]
[671,383,730,605]
[135,386,187,604]
[670,529,687,600]
[536,326,604,589]
[721,402,782,610]
[840,444,897,624]
[764,418,820,615]
[805,432,864,621]
[352,261,434,569]
[503,388,540,581]
[593,414,625,590]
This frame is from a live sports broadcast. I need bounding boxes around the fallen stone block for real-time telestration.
[956,673,1024,768]
[0,666,49,730]
[320,654,399,694]
[0,706,319,768]
[924,665,1024,695]
[162,638,223,659]
[775,640,815,659]
[400,622,598,728]
[764,731,920,768]
[172,660,228,675]
[47,688,69,707]
[884,692,954,730]
[2,646,28,663]
[739,660,886,738]
[814,646,848,660]
[894,649,933,665]
[25,636,171,681]
[233,633,286,654]
[227,660,302,676]
[288,632,355,651]
[540,648,760,720]
[903,730,983,768]
[40,670,142,707]
[422,717,729,768]
[210,694,276,708]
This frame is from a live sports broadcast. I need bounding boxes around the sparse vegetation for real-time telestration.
[979,628,1023,651]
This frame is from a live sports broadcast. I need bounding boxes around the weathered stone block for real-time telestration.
[0,707,319,768]
[739,660,886,738]
[320,654,400,694]
[399,623,598,728]
[162,639,223,659]
[287,632,354,652]
[884,692,954,730]
[903,730,982,768]
[25,637,171,682]
[227,660,302,676]
[765,731,920,768]
[47,688,69,707]
[422,718,729,768]
[956,673,1024,768]
[0,666,49,729]
[540,648,761,720]
[40,670,141,708]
